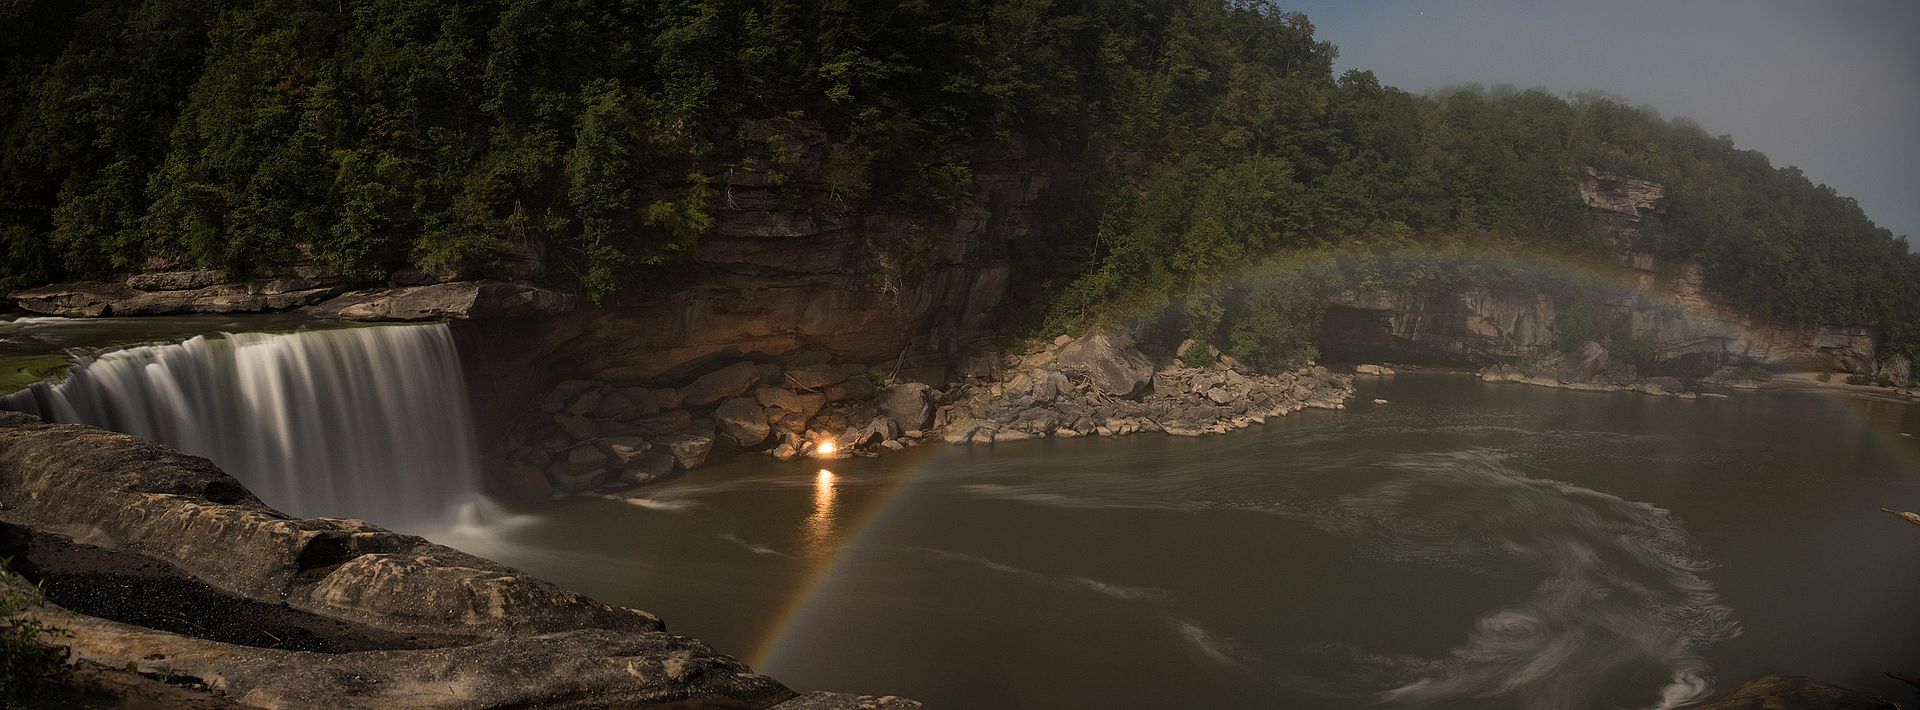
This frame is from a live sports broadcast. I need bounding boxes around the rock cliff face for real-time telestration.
[456,155,1042,394]
[0,412,915,708]
[1318,169,1888,375]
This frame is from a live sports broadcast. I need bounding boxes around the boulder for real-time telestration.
[849,416,902,448]
[1640,376,1684,395]
[595,436,650,466]
[679,362,763,407]
[546,380,598,406]
[1557,341,1611,383]
[657,432,715,470]
[566,388,603,415]
[631,410,693,437]
[714,397,772,447]
[757,386,827,421]
[878,383,935,429]
[592,391,641,419]
[503,463,552,501]
[307,281,575,321]
[1032,369,1072,403]
[623,451,678,484]
[552,414,599,441]
[783,364,846,390]
[567,445,608,474]
[823,376,876,402]
[1054,333,1154,397]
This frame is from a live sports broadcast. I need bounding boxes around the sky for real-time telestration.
[1286,0,1920,248]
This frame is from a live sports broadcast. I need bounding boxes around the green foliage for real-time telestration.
[0,0,1913,359]
[1846,373,1872,386]
[1815,371,1831,383]
[2,561,69,707]
[1729,366,1773,382]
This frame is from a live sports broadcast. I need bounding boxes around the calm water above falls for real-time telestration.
[440,374,1920,709]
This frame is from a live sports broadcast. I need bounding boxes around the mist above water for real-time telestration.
[1,323,486,529]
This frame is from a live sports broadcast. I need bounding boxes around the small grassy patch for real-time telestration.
[0,355,72,395]
[2,559,71,707]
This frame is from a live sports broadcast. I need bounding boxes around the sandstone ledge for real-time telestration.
[6,276,573,322]
[0,412,911,708]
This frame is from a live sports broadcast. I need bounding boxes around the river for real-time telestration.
[428,373,1920,709]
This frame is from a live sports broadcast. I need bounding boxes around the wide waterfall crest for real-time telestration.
[1,323,484,528]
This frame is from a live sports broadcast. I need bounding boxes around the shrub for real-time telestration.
[1846,373,1872,385]
[1,561,69,706]
[1815,371,1832,382]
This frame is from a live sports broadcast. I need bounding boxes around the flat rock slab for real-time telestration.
[0,413,912,708]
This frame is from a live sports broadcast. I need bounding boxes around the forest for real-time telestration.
[3,0,1915,362]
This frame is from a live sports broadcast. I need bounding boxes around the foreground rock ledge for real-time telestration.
[0,412,915,709]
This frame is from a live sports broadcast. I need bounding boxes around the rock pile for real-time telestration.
[502,352,934,496]
[934,333,1353,443]
[503,332,1355,498]
[1477,340,1699,397]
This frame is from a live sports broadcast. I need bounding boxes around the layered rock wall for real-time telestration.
[1318,169,1890,375]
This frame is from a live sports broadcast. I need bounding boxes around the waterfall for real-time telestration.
[1,323,485,529]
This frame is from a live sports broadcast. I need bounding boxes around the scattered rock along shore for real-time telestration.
[1474,338,1917,403]
[0,412,917,709]
[500,331,1356,499]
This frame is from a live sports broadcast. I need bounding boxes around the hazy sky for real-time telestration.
[1287,0,1920,246]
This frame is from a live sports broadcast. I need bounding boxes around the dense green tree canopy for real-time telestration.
[2,0,1914,357]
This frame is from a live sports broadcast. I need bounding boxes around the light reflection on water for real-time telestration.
[434,374,1920,709]
[806,469,838,558]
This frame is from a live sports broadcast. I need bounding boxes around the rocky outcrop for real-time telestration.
[1323,191,1885,377]
[495,331,1355,499]
[0,412,909,708]
[1579,166,1667,237]
[5,272,573,324]
[933,333,1353,444]
[498,351,930,497]
[1318,169,1893,378]
[305,281,575,321]
[452,139,1044,402]
[1053,332,1155,396]
[1699,675,1899,709]
[9,275,355,317]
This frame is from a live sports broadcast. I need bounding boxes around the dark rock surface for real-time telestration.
[305,281,575,321]
[1699,675,1900,710]
[0,412,905,708]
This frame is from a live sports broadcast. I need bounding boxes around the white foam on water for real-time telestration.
[1318,450,1740,710]
[720,532,791,557]
[1173,618,1254,669]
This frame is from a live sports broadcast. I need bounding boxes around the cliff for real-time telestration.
[1318,169,1901,381]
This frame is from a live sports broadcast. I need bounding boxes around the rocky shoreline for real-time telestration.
[499,331,1355,499]
[1473,338,1916,402]
[0,412,916,709]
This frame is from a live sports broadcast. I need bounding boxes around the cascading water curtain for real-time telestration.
[1,323,485,529]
